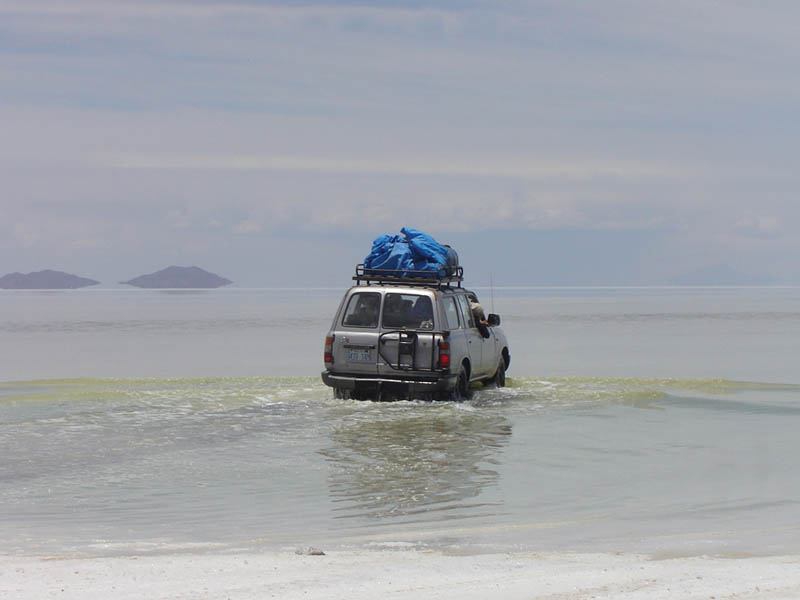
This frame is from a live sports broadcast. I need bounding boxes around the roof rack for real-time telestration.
[354,264,463,289]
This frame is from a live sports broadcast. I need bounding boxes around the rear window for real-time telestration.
[342,292,381,328]
[382,293,434,330]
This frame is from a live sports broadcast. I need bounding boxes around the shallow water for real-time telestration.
[2,376,799,557]
[1,288,800,557]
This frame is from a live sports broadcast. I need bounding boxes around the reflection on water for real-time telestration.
[320,410,511,523]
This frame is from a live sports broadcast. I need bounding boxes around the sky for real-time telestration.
[2,0,800,286]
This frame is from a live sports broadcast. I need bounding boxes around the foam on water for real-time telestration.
[5,374,795,409]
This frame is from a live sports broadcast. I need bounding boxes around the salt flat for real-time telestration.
[3,551,800,600]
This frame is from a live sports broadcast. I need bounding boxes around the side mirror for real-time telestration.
[487,313,501,326]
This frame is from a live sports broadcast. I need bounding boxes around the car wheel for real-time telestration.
[452,366,472,400]
[494,360,506,388]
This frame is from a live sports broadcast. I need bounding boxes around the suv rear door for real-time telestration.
[377,291,438,376]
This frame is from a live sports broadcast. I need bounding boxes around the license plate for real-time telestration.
[347,349,372,362]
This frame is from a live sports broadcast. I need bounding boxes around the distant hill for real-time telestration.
[121,266,233,289]
[0,270,99,289]
[669,264,777,286]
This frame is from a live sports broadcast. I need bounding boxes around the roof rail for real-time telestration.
[353,264,463,289]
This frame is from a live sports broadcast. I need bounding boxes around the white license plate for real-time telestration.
[347,349,372,362]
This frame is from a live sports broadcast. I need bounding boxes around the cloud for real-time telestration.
[164,209,193,230]
[103,152,682,181]
[733,213,784,240]
[10,223,41,249]
[0,1,466,26]
[232,219,264,235]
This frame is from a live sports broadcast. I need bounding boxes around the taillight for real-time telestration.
[438,340,450,370]
[324,335,334,364]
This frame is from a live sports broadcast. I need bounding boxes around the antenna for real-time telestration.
[489,272,495,314]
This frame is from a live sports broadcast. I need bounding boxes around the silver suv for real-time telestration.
[321,266,510,400]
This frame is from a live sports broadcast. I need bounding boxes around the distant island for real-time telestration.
[0,269,99,289]
[120,266,233,288]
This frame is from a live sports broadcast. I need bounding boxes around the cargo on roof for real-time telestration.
[363,227,459,278]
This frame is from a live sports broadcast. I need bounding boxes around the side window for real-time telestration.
[456,294,475,328]
[442,297,460,330]
[342,292,380,328]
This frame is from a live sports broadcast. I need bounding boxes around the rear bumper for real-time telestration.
[321,371,457,393]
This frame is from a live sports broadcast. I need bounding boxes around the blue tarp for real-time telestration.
[364,227,457,276]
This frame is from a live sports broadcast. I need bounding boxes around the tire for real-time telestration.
[452,366,472,401]
[494,360,506,388]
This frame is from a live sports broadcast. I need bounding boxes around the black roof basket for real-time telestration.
[354,264,463,289]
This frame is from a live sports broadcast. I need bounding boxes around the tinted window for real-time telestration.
[342,292,380,328]
[442,296,460,330]
[382,293,434,330]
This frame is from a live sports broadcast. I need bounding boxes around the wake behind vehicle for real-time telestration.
[321,261,510,401]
